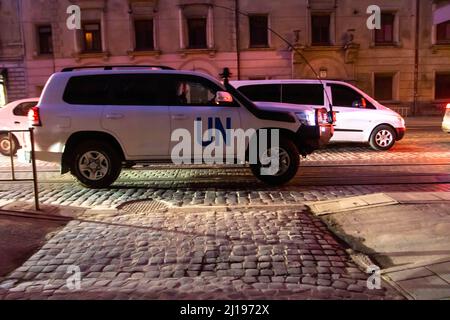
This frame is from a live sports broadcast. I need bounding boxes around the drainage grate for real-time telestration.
[118,199,169,213]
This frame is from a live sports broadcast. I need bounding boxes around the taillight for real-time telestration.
[315,108,329,125]
[28,106,41,126]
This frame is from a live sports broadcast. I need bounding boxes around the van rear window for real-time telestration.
[281,84,324,106]
[237,84,281,103]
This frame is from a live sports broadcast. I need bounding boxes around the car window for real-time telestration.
[331,84,375,109]
[109,74,171,106]
[169,75,223,106]
[63,74,172,106]
[13,102,37,116]
[237,84,281,103]
[63,75,112,105]
[281,84,324,106]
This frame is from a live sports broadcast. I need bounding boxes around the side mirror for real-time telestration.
[215,91,234,105]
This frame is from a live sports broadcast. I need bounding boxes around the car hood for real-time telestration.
[254,101,316,113]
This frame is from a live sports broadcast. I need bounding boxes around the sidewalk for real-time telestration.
[405,116,443,129]
[306,192,450,300]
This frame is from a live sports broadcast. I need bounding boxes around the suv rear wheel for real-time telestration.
[71,141,122,189]
[250,138,300,186]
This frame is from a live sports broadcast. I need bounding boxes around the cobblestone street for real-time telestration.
[0,124,448,299]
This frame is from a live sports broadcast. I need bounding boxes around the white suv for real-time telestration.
[27,66,333,188]
[232,80,406,151]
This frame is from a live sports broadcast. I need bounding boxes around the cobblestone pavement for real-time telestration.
[0,209,403,300]
[0,127,448,299]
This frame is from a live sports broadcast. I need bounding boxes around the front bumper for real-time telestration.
[395,127,406,141]
[295,124,334,155]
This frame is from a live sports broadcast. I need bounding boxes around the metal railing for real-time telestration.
[0,128,40,211]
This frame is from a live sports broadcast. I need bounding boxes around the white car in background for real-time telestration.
[443,103,450,133]
[0,98,39,156]
[231,80,406,151]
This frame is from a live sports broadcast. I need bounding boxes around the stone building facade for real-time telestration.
[0,0,27,105]
[0,0,449,115]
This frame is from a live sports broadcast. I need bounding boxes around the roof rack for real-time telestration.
[61,65,175,72]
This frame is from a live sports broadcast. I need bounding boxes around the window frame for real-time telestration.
[187,17,208,49]
[249,14,270,48]
[37,25,53,55]
[134,19,155,51]
[374,74,394,102]
[435,73,450,101]
[311,14,331,46]
[436,20,450,45]
[82,22,103,53]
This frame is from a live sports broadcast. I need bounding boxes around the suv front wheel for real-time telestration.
[71,141,122,189]
[250,138,300,186]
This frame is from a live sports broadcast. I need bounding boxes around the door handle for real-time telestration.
[172,114,188,120]
[106,114,124,120]
[14,121,21,124]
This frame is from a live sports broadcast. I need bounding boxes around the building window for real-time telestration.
[82,23,102,53]
[187,18,207,49]
[436,20,450,44]
[374,74,394,101]
[435,73,450,100]
[38,25,53,55]
[375,13,395,45]
[134,20,154,51]
[249,15,269,48]
[311,15,331,46]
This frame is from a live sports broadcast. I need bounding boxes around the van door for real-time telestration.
[329,84,377,142]
[101,74,172,158]
[168,75,241,164]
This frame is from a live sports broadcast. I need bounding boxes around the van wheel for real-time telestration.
[370,125,396,151]
[0,134,19,156]
[250,138,299,186]
[71,141,122,189]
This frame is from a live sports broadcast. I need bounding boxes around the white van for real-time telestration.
[231,80,406,151]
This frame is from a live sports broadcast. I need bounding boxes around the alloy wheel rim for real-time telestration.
[375,130,393,148]
[78,151,109,181]
[261,147,291,176]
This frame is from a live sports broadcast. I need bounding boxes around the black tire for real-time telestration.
[369,125,396,151]
[70,141,122,189]
[0,134,19,156]
[250,137,300,186]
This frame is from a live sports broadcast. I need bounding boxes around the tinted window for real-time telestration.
[63,75,111,105]
[109,74,171,106]
[282,84,324,106]
[63,74,171,106]
[331,84,363,107]
[237,84,281,103]
[13,102,37,116]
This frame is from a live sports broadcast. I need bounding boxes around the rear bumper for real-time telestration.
[395,127,406,141]
[295,124,334,155]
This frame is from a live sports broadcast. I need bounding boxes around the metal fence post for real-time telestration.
[8,132,15,181]
[29,128,40,211]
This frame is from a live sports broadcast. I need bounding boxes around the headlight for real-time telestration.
[296,110,316,126]
[397,116,405,127]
